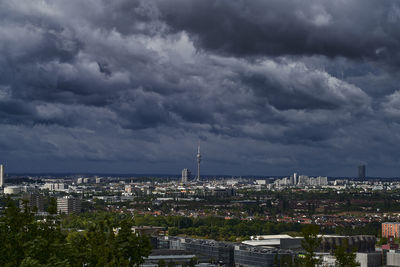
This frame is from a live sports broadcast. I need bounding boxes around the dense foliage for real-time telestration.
[0,200,151,266]
[334,239,360,267]
[134,214,304,241]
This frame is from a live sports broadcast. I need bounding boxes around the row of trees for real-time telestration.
[296,225,359,267]
[134,214,304,241]
[0,199,151,266]
[133,214,379,241]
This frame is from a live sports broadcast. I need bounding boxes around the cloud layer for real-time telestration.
[1,0,400,176]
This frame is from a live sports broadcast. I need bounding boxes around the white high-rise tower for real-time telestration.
[181,168,191,183]
[196,142,201,181]
[0,164,4,187]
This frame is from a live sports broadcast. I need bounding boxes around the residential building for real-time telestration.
[382,222,400,238]
[21,192,45,212]
[57,196,81,214]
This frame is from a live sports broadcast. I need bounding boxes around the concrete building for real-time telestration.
[182,168,191,183]
[21,192,45,212]
[255,180,267,185]
[358,165,366,180]
[57,196,81,214]
[297,175,310,185]
[0,164,4,187]
[356,252,381,267]
[96,177,103,183]
[183,238,234,266]
[4,185,22,195]
[155,237,234,266]
[386,250,400,266]
[319,235,376,253]
[43,183,67,192]
[243,235,302,250]
[143,250,196,266]
[382,222,400,238]
[234,245,295,267]
[316,176,328,186]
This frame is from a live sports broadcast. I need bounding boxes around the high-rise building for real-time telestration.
[181,168,191,183]
[57,196,81,214]
[382,222,400,238]
[0,164,4,187]
[293,173,297,185]
[196,143,201,181]
[358,165,366,180]
[20,192,45,213]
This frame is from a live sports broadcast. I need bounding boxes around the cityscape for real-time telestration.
[1,145,400,266]
[2,0,400,266]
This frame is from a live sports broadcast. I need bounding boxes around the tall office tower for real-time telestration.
[181,168,191,183]
[196,143,201,181]
[0,164,4,187]
[358,165,366,180]
[293,173,297,185]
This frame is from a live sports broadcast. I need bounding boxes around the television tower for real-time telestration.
[196,142,201,181]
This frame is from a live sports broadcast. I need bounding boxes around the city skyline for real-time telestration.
[1,1,400,176]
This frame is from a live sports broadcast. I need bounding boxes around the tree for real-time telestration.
[0,199,152,266]
[334,239,360,267]
[48,197,58,215]
[299,224,322,267]
[189,257,198,267]
[158,259,166,267]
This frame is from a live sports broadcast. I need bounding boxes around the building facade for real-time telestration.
[182,168,191,183]
[355,252,381,267]
[21,192,45,212]
[382,222,400,238]
[358,165,366,180]
[57,196,81,214]
[234,245,295,267]
[0,164,4,187]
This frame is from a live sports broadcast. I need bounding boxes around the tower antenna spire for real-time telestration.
[196,141,201,181]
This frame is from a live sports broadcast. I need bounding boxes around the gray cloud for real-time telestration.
[0,0,399,176]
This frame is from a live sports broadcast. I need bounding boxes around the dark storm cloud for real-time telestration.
[0,0,399,176]
[157,0,400,64]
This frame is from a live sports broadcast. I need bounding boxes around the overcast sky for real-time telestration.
[1,0,400,176]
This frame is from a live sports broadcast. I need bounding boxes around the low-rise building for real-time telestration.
[234,245,295,267]
[356,252,381,267]
[386,250,400,266]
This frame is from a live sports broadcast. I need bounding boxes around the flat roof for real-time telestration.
[250,234,294,239]
[146,255,196,260]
